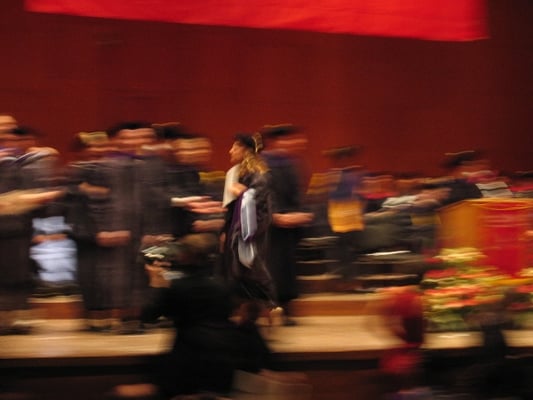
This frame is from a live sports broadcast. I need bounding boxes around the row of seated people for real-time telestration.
[298,150,533,281]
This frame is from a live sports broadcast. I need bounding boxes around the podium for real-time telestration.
[438,199,533,275]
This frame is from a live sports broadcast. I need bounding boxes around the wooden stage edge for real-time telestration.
[3,316,533,400]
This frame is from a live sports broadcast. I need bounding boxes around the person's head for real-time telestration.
[230,133,259,164]
[0,114,17,134]
[152,122,186,141]
[229,133,268,177]
[0,126,38,153]
[173,135,212,166]
[261,123,306,157]
[74,131,116,159]
[107,121,156,154]
[323,145,361,169]
[145,122,187,162]
[441,150,482,178]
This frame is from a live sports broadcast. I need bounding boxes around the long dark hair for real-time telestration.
[235,133,268,177]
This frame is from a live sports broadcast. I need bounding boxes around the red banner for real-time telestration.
[24,0,488,41]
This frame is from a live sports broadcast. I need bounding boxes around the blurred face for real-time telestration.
[0,115,17,134]
[84,142,117,158]
[270,133,308,157]
[190,137,213,165]
[229,141,247,164]
[0,133,36,153]
[172,137,212,166]
[114,128,156,153]
[286,132,308,156]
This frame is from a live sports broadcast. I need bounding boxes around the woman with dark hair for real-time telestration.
[219,133,276,317]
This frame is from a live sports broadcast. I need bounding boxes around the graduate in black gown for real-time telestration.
[67,122,164,332]
[0,123,63,334]
[219,133,276,312]
[261,124,314,325]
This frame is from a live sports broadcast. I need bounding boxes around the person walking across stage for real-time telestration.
[261,124,313,326]
[219,132,277,320]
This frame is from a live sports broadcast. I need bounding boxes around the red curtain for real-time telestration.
[24,0,488,41]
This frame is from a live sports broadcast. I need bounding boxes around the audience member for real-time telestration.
[376,286,425,395]
[140,234,272,398]
[510,170,533,198]
[438,150,483,206]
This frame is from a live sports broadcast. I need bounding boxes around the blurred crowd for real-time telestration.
[2,113,533,335]
[0,115,320,334]
[2,113,533,398]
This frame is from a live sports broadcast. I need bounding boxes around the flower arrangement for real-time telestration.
[421,247,533,331]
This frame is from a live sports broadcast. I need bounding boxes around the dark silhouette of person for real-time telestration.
[141,234,272,398]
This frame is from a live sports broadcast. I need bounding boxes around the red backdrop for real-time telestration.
[1,0,532,175]
[25,0,488,41]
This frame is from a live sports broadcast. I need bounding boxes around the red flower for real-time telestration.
[424,268,457,279]
[516,285,533,294]
[507,302,531,311]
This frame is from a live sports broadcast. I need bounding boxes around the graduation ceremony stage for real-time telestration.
[3,293,533,400]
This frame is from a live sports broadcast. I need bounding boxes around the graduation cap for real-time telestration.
[234,132,263,153]
[152,122,192,140]
[260,123,300,139]
[513,170,533,180]
[106,121,152,138]
[78,131,109,147]
[9,126,38,137]
[0,114,17,133]
[441,150,481,170]
[322,145,361,160]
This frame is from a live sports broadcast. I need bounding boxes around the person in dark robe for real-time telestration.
[0,123,63,334]
[66,122,163,332]
[219,133,276,316]
[166,131,225,239]
[140,234,272,398]
[261,124,314,326]
[438,150,483,206]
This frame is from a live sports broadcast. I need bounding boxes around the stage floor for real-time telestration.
[4,315,533,400]
[3,315,533,365]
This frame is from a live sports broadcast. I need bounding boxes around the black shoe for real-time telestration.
[33,284,63,298]
[11,325,33,335]
[115,321,145,335]
[0,326,12,335]
[0,325,34,335]
[141,319,173,330]
[84,325,112,333]
[116,326,145,335]
[282,317,298,327]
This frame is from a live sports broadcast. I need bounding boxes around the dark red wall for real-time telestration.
[1,0,531,175]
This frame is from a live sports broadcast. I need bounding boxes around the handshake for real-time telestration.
[142,242,185,288]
